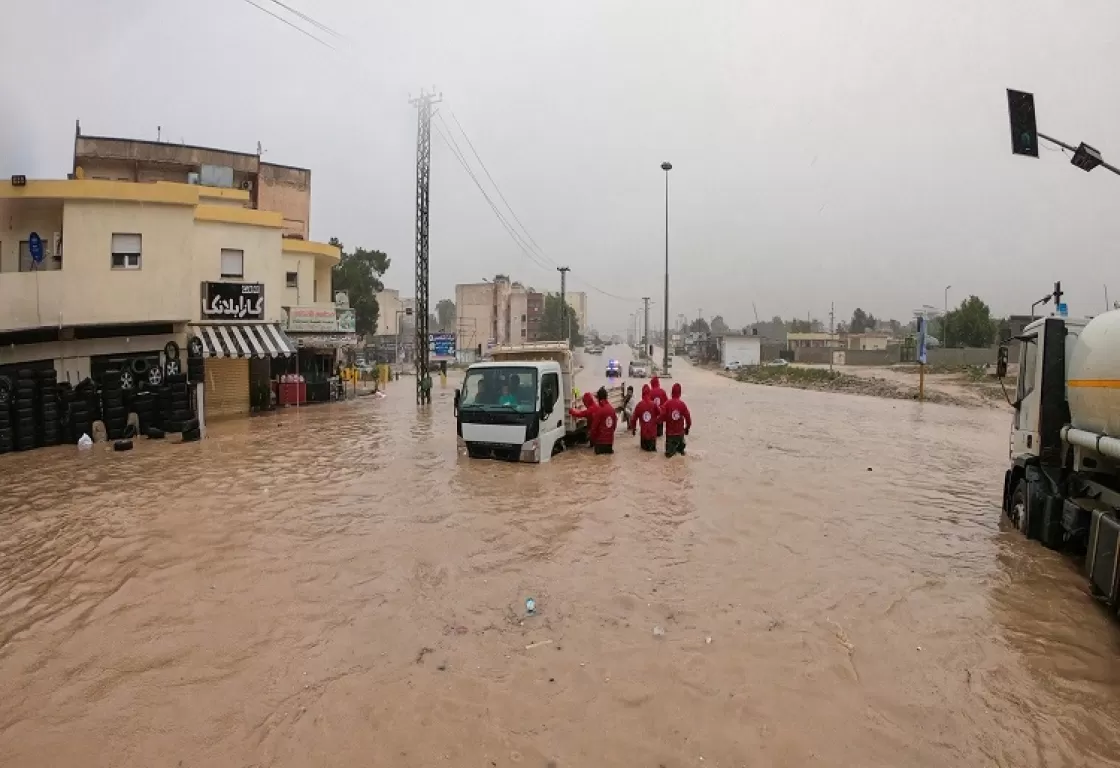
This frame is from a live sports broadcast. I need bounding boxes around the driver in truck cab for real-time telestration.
[569,392,599,447]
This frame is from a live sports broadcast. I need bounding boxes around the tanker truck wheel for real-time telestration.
[1008,479,1030,538]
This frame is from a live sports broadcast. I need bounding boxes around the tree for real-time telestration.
[710,315,729,334]
[944,295,995,348]
[330,238,390,338]
[687,317,710,335]
[436,299,456,332]
[788,318,814,333]
[539,293,583,346]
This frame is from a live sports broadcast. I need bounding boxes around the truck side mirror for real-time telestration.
[996,345,1009,378]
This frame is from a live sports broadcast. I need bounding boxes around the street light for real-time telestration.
[943,285,951,348]
[661,161,672,377]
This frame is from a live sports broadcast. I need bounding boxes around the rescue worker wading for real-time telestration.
[568,392,598,447]
[592,386,616,455]
[659,382,692,458]
[649,376,668,438]
[629,384,660,452]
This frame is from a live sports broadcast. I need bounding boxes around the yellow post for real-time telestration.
[919,362,925,402]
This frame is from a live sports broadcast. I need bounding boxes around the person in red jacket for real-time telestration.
[649,376,669,437]
[659,382,692,457]
[628,384,660,452]
[592,386,617,454]
[569,392,598,447]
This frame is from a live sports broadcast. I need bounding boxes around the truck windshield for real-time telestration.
[460,367,539,412]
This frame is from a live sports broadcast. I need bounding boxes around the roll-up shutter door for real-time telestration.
[204,358,249,420]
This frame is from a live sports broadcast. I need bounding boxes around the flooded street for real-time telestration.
[2,351,1120,767]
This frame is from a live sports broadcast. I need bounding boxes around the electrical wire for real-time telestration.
[236,0,335,49]
[439,109,638,302]
[264,0,345,39]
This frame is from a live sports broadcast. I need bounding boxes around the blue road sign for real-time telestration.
[429,333,456,358]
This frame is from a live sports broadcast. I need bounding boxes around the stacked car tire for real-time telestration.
[71,378,97,442]
[101,369,127,441]
[39,369,60,446]
[13,371,38,451]
[0,377,12,454]
[164,373,193,432]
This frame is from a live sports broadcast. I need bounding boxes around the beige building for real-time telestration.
[0,177,340,421]
[846,333,891,351]
[786,332,843,350]
[566,291,588,333]
[455,276,547,358]
[73,123,311,239]
[374,289,416,336]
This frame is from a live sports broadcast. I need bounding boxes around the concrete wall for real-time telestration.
[282,252,314,308]
[926,347,1000,366]
[258,164,311,239]
[840,349,898,365]
[192,220,284,322]
[0,200,63,274]
[793,347,832,364]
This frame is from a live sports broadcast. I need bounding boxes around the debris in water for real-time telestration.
[653,625,666,637]
[525,597,536,615]
[706,637,712,644]
[415,647,434,664]
[525,639,553,651]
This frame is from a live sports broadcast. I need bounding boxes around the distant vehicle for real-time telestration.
[586,345,604,355]
[606,359,622,377]
[724,361,742,371]
[766,359,790,367]
[628,361,649,377]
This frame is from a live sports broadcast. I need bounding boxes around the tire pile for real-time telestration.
[12,371,39,451]
[38,369,60,447]
[0,380,11,454]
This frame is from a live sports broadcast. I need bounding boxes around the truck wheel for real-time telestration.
[1009,479,1030,537]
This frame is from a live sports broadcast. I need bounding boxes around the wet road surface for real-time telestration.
[2,348,1120,767]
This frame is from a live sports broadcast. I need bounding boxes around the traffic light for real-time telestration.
[1007,89,1038,158]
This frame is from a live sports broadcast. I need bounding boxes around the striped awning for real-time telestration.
[191,324,297,359]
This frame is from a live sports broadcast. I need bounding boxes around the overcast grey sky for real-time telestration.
[3,0,1119,333]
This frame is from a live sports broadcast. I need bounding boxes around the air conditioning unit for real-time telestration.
[240,180,253,191]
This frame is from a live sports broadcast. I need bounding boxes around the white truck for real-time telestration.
[1000,285,1120,610]
[454,341,623,463]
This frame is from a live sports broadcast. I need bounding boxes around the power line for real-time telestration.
[438,109,638,303]
[264,0,344,39]
[236,0,335,49]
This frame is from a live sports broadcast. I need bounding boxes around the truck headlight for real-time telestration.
[520,438,540,462]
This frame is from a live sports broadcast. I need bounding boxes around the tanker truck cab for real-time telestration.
[455,360,564,462]
[1000,292,1120,613]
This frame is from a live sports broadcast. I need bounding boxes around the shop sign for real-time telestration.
[201,282,265,320]
[337,309,356,333]
[429,332,456,359]
[284,306,340,332]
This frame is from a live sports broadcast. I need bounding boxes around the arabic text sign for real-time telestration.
[285,306,340,332]
[201,282,265,320]
[429,332,456,359]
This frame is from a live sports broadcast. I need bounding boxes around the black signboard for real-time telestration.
[201,282,265,320]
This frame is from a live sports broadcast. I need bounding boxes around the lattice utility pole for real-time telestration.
[557,266,570,343]
[642,297,651,358]
[410,89,441,404]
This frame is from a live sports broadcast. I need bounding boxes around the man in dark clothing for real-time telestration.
[649,376,668,437]
[569,392,598,447]
[592,386,616,454]
[629,384,660,452]
[659,382,692,457]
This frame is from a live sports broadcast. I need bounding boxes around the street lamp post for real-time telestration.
[943,285,951,348]
[661,161,672,376]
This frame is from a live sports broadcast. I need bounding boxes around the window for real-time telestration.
[111,233,142,270]
[286,271,299,288]
[1018,337,1037,401]
[541,372,560,414]
[220,248,244,278]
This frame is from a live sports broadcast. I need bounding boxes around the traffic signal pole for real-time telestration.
[1038,132,1120,177]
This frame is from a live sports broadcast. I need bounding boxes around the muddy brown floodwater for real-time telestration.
[2,350,1120,767]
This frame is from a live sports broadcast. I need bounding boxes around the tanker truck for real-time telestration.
[1000,287,1120,610]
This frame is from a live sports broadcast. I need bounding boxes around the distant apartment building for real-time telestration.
[455,275,550,359]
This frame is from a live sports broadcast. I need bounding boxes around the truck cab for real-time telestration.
[455,359,564,463]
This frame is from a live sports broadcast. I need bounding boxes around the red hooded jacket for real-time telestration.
[629,384,660,440]
[649,377,668,412]
[658,383,692,437]
[594,395,617,445]
[569,392,599,442]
